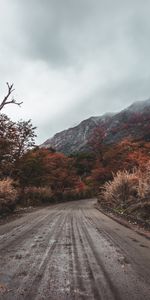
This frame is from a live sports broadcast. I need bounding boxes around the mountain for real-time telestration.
[105,98,150,144]
[41,99,150,154]
[41,114,113,154]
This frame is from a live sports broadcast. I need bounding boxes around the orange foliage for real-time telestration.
[17,148,79,193]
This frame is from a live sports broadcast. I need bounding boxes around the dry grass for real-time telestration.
[100,170,138,209]
[137,162,150,199]
[0,178,17,212]
[98,163,150,221]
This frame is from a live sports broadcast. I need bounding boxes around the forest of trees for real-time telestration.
[0,83,150,225]
[0,83,93,213]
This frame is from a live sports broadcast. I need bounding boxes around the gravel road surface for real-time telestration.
[0,199,149,300]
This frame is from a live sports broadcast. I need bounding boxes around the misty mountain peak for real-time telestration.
[125,98,150,113]
[41,99,150,154]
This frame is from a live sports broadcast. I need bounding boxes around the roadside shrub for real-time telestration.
[49,186,93,202]
[21,185,93,205]
[23,186,53,206]
[61,187,93,201]
[0,178,18,213]
[98,164,150,223]
[137,162,150,199]
[99,170,139,209]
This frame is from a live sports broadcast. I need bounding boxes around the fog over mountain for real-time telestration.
[0,1,150,143]
[41,99,150,154]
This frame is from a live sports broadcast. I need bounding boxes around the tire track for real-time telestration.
[73,213,101,300]
[83,210,149,279]
[0,210,61,252]
[67,215,75,295]
[35,211,89,300]
[35,213,73,300]
[77,213,120,300]
[0,211,67,300]
[70,214,87,299]
[22,212,68,300]
[81,208,150,300]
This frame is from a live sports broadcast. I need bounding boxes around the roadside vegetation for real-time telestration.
[0,178,18,213]
[0,82,150,228]
[98,167,150,226]
[0,83,92,214]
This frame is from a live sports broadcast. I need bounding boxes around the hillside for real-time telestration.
[42,114,113,154]
[41,99,150,154]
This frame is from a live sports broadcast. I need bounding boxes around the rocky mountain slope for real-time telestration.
[41,99,150,154]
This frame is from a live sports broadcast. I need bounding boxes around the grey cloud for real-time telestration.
[14,0,94,66]
[61,74,150,130]
[13,0,150,67]
[0,0,150,143]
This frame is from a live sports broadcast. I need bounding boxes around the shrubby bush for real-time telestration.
[99,170,138,209]
[61,187,93,201]
[22,186,53,206]
[0,178,18,213]
[98,163,150,221]
[137,163,150,199]
[20,185,93,206]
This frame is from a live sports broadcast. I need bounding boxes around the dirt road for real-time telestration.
[0,199,150,300]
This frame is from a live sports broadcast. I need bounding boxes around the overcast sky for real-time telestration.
[0,0,150,143]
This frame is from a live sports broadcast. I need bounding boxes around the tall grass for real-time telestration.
[100,170,138,209]
[99,162,150,220]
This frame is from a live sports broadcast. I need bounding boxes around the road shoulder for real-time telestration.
[95,203,150,240]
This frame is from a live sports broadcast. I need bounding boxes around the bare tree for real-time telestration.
[0,82,23,111]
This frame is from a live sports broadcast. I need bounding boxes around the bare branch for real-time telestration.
[0,82,23,111]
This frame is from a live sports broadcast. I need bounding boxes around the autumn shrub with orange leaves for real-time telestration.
[0,178,18,213]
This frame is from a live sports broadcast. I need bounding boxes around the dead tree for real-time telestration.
[0,82,23,111]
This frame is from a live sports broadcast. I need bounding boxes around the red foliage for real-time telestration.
[88,126,106,160]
